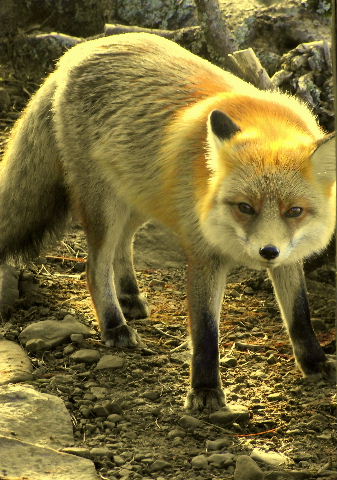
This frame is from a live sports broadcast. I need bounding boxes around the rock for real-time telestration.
[208,453,235,467]
[209,405,250,426]
[107,414,123,423]
[0,384,74,448]
[113,454,125,466]
[142,390,161,401]
[90,446,113,458]
[0,264,19,316]
[0,436,99,480]
[265,470,312,479]
[220,356,238,367]
[70,349,100,363]
[61,447,92,459]
[19,315,92,350]
[149,459,171,472]
[191,454,209,468]
[95,354,125,370]
[206,437,232,451]
[179,415,203,430]
[267,393,284,401]
[167,428,185,439]
[251,448,291,466]
[0,339,33,385]
[234,455,264,480]
[70,333,85,343]
[25,338,50,352]
[93,400,122,417]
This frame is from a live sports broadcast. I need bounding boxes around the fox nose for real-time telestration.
[259,244,280,260]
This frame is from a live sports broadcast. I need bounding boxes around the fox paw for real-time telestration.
[185,388,226,412]
[118,294,150,320]
[103,324,144,348]
[303,356,336,383]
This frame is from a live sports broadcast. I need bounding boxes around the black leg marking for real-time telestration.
[290,287,326,375]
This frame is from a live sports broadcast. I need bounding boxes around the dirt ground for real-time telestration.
[0,221,335,479]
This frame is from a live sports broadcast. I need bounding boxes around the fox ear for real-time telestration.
[209,110,241,141]
[207,110,241,172]
[311,133,336,183]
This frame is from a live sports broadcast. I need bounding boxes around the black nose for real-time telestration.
[259,244,280,260]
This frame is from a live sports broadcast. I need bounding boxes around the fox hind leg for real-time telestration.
[81,194,143,348]
[114,211,150,320]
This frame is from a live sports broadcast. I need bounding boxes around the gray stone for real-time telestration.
[191,454,209,468]
[90,446,113,458]
[95,354,125,370]
[70,349,101,363]
[234,455,264,480]
[206,437,232,451]
[70,333,85,343]
[107,414,123,423]
[0,384,74,448]
[208,453,235,467]
[0,339,33,385]
[251,448,291,466]
[25,338,50,352]
[19,316,92,350]
[265,470,312,479]
[0,436,99,479]
[220,356,238,367]
[179,415,203,430]
[209,405,250,426]
[113,455,125,466]
[149,459,171,472]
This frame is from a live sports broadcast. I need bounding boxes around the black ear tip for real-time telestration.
[209,109,241,141]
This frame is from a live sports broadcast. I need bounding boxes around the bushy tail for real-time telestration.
[0,74,70,262]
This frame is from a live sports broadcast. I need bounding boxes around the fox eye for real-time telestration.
[238,202,255,215]
[285,206,303,218]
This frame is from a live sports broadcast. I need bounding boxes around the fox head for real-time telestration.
[200,109,336,270]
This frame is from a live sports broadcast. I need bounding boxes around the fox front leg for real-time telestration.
[185,254,229,411]
[268,263,335,382]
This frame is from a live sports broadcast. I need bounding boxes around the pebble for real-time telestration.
[149,459,171,472]
[70,333,85,343]
[167,428,185,439]
[142,390,161,401]
[89,447,113,458]
[107,414,123,423]
[267,392,284,401]
[234,455,264,480]
[25,338,49,352]
[251,448,291,466]
[220,356,238,367]
[206,437,232,451]
[191,454,208,469]
[95,354,125,370]
[70,349,100,363]
[63,344,76,355]
[209,405,249,426]
[208,453,235,467]
[179,415,203,430]
[113,455,125,466]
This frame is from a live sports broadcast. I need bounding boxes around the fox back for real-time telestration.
[50,33,335,269]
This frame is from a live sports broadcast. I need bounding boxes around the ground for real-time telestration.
[0,1,336,477]
[1,223,336,479]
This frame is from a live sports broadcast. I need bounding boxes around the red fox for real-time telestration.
[1,33,335,411]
